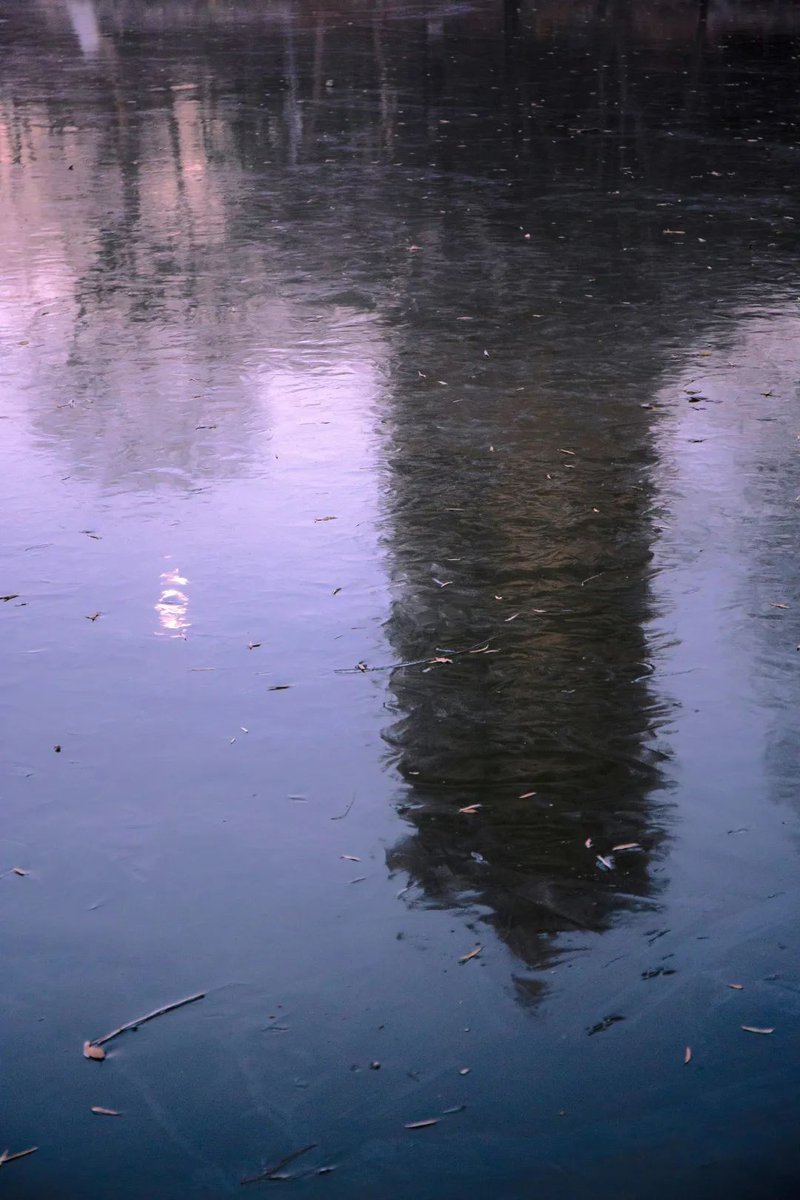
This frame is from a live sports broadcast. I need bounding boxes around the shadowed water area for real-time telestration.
[1,0,800,1195]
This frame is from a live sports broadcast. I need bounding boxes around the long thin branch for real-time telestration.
[93,992,205,1047]
[241,1143,318,1185]
[0,1147,38,1167]
[330,795,356,821]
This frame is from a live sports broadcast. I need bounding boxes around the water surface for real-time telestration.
[1,1,800,1196]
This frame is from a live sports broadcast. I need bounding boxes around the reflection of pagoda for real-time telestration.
[381,324,671,989]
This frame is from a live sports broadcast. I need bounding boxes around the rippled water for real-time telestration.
[2,1,800,1196]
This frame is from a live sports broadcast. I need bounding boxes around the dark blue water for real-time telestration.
[1,1,800,1195]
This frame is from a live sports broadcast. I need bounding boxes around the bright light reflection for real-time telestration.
[155,566,190,637]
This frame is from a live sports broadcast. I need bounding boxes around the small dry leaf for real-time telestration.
[12,867,28,877]
[728,983,744,990]
[404,1119,439,1130]
[459,946,482,964]
[458,804,481,814]
[91,1106,120,1116]
[612,843,641,852]
[684,1046,692,1064]
[340,855,360,862]
[519,791,537,799]
[83,1041,106,1060]
[0,1147,38,1167]
[741,1025,774,1035]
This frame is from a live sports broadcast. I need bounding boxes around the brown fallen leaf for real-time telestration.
[684,1046,692,1064]
[741,1025,774,1035]
[612,843,641,852]
[404,1119,439,1130]
[0,1147,38,1167]
[728,983,744,990]
[91,1106,120,1116]
[83,1041,106,1060]
[458,804,481,814]
[12,867,28,877]
[459,946,482,964]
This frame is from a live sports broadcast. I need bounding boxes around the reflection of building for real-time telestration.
[381,303,670,989]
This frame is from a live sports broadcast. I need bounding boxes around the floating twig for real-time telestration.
[330,795,356,822]
[0,1147,38,1167]
[241,1143,318,1185]
[89,992,205,1049]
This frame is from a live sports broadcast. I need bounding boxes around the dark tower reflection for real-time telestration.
[381,311,672,991]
